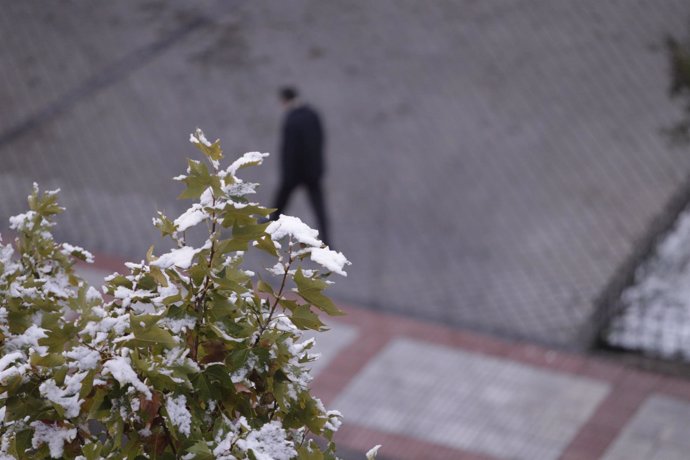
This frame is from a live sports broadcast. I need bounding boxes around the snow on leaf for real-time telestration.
[266,215,321,247]
[227,151,269,176]
[8,211,37,231]
[30,421,77,459]
[151,246,201,270]
[165,394,192,437]
[61,243,94,263]
[310,247,350,276]
[39,372,87,418]
[236,421,296,460]
[366,445,382,460]
[64,346,101,371]
[174,204,207,232]
[102,356,152,399]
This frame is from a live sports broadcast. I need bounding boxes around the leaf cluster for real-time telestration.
[0,130,360,459]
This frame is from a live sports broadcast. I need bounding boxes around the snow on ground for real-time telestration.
[607,209,690,359]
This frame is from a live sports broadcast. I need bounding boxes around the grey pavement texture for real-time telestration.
[602,395,690,460]
[2,1,690,348]
[333,338,610,460]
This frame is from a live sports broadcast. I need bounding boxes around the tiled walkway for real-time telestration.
[77,261,690,460]
[313,306,690,460]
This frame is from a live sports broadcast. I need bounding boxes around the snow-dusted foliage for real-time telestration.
[0,129,371,459]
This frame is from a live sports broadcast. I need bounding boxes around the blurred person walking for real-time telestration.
[270,86,331,247]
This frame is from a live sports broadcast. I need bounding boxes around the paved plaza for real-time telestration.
[2,1,690,348]
[8,3,690,457]
[310,305,690,460]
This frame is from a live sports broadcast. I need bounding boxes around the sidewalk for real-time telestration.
[76,262,690,460]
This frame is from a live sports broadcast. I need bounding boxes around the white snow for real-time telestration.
[160,316,196,334]
[266,215,321,247]
[310,247,350,276]
[227,151,269,176]
[8,211,36,231]
[85,286,102,302]
[40,274,71,299]
[235,421,296,460]
[324,410,342,432]
[39,372,87,418]
[64,346,101,371]
[102,356,152,399]
[30,421,77,459]
[174,204,207,232]
[165,394,192,437]
[6,325,48,356]
[607,209,690,359]
[190,128,212,147]
[151,246,201,270]
[366,445,382,459]
[60,243,94,263]
[0,352,27,384]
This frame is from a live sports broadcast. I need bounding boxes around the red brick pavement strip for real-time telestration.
[335,425,497,460]
[84,255,690,460]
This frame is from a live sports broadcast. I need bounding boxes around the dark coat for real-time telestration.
[280,105,325,182]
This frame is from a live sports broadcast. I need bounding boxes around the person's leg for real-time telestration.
[305,178,330,247]
[271,178,298,220]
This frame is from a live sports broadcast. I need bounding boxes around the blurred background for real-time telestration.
[4,1,690,459]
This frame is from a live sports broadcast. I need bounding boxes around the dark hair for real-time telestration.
[279,86,298,102]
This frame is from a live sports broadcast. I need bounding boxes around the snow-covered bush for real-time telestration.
[0,130,369,459]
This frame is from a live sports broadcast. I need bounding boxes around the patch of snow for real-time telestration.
[61,243,94,263]
[266,215,321,247]
[39,372,87,418]
[174,204,207,232]
[102,356,152,399]
[236,421,296,460]
[165,394,192,437]
[9,211,36,231]
[151,246,201,270]
[227,152,269,176]
[607,210,690,359]
[64,346,101,371]
[310,247,350,276]
[30,421,77,459]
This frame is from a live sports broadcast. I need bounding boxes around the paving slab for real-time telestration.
[602,395,690,460]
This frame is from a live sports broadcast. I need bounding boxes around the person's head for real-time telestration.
[279,86,299,108]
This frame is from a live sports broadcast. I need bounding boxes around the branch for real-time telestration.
[253,237,293,346]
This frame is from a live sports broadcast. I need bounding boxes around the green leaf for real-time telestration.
[220,204,272,228]
[30,352,65,368]
[149,265,169,287]
[217,222,269,252]
[227,348,250,372]
[178,160,220,200]
[294,268,344,316]
[186,440,214,460]
[130,314,177,348]
[257,279,275,296]
[291,305,326,331]
[188,262,209,286]
[207,292,238,321]
[154,212,177,237]
[83,441,104,460]
[255,234,278,257]
[297,440,325,460]
[190,131,223,163]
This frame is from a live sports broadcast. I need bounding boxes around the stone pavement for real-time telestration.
[3,1,690,349]
[76,261,690,460]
